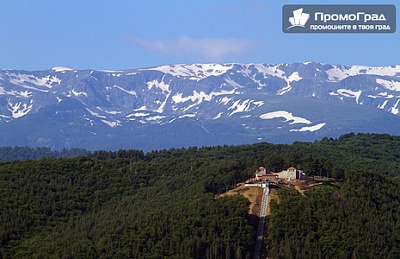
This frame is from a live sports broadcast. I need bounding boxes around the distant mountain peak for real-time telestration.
[1,62,399,151]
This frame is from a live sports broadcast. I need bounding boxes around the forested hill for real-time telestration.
[0,146,90,162]
[1,133,400,258]
[268,170,400,258]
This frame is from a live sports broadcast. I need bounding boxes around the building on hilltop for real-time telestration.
[263,173,279,183]
[245,166,272,187]
[246,166,305,187]
[255,166,267,181]
[276,167,305,181]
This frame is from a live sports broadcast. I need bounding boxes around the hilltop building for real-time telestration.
[247,166,305,186]
[276,166,304,181]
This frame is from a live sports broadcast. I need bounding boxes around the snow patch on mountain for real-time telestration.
[376,78,400,91]
[9,73,61,89]
[216,97,232,106]
[99,69,124,73]
[147,63,233,80]
[8,101,33,118]
[378,100,389,109]
[278,85,292,95]
[225,77,242,89]
[326,65,400,81]
[147,80,170,92]
[18,90,32,98]
[390,99,400,115]
[228,99,264,116]
[364,65,400,77]
[259,111,311,124]
[330,89,362,103]
[228,99,250,116]
[326,66,363,81]
[179,113,197,118]
[114,85,137,96]
[277,72,302,95]
[238,65,266,88]
[0,87,32,98]
[252,64,285,78]
[288,72,302,81]
[290,123,326,132]
[71,89,88,97]
[368,92,395,99]
[86,108,106,119]
[156,93,172,113]
[146,115,165,121]
[133,106,147,111]
[172,91,210,103]
[0,113,10,119]
[19,90,32,98]
[126,112,149,118]
[103,110,121,115]
[213,112,223,120]
[338,89,362,104]
[374,92,394,99]
[52,66,74,72]
[172,89,235,105]
[101,119,120,127]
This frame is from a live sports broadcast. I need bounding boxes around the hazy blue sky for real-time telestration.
[0,0,398,70]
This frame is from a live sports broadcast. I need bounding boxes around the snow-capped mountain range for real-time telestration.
[1,62,400,151]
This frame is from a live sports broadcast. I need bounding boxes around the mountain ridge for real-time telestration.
[1,62,400,151]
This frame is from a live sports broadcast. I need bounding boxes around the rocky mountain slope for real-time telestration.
[1,62,399,150]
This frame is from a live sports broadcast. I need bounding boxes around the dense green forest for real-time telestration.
[0,146,90,162]
[267,170,400,258]
[0,148,256,258]
[1,133,400,258]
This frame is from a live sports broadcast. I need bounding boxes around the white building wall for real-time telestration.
[277,168,298,180]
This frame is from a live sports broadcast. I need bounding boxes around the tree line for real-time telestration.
[0,146,90,162]
[0,132,400,257]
